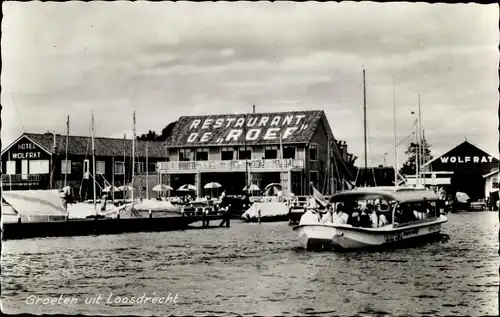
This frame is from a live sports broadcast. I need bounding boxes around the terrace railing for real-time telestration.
[157,158,305,173]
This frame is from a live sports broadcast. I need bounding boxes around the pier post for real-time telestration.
[258,208,261,224]
[149,210,152,219]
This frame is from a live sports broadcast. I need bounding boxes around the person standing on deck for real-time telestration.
[60,183,73,212]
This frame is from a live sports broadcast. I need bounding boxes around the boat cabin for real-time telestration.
[330,189,443,228]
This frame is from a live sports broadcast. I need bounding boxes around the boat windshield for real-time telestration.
[393,200,440,225]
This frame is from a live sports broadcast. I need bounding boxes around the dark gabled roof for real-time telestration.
[3,133,167,159]
[423,140,498,168]
[168,110,326,148]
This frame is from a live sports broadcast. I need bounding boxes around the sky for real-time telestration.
[2,1,498,167]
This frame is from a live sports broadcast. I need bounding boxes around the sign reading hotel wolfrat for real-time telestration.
[10,141,44,160]
[171,110,323,147]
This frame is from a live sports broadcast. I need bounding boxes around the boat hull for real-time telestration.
[1,214,227,241]
[294,216,448,251]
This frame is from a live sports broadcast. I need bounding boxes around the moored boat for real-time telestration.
[293,188,448,251]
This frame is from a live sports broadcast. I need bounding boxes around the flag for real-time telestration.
[310,182,328,208]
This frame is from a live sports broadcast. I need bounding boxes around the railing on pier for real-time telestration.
[1,174,49,188]
[157,159,305,173]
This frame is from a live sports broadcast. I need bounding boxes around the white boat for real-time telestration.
[293,188,448,251]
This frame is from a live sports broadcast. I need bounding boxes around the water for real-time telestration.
[1,212,498,316]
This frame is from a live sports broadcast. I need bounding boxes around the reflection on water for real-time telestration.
[1,212,498,316]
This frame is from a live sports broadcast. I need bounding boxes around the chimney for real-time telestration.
[253,105,255,113]
[53,131,57,151]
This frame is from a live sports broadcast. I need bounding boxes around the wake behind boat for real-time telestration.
[293,187,448,251]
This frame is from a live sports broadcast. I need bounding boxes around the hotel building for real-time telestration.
[1,133,165,200]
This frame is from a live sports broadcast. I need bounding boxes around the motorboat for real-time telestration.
[293,188,448,251]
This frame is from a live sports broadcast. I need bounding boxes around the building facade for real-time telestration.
[483,169,499,207]
[158,110,354,196]
[405,140,498,200]
[1,133,166,200]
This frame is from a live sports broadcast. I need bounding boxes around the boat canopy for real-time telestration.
[2,190,66,216]
[331,188,440,204]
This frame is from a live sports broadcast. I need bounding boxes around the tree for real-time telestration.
[136,121,177,141]
[137,130,159,141]
[399,137,433,176]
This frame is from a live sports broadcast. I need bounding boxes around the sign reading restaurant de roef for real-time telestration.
[184,114,310,144]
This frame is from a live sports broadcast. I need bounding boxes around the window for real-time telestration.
[309,144,318,161]
[29,160,49,174]
[196,148,209,161]
[83,159,90,179]
[238,147,252,160]
[179,149,192,161]
[96,161,105,175]
[264,146,278,159]
[6,161,15,175]
[114,161,124,175]
[150,163,157,172]
[221,147,234,161]
[61,160,72,174]
[493,177,499,189]
[135,162,144,174]
[309,171,319,189]
[283,145,296,159]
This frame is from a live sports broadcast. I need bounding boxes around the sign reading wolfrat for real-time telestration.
[440,155,495,164]
[170,110,326,147]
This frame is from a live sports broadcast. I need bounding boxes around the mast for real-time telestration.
[91,112,97,213]
[244,112,249,189]
[363,69,367,171]
[64,115,69,187]
[393,76,398,187]
[415,115,420,187]
[131,111,136,203]
[112,155,115,202]
[418,94,424,186]
[146,141,149,200]
[279,132,284,194]
[123,134,126,192]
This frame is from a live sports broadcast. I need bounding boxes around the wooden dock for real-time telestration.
[1,213,230,241]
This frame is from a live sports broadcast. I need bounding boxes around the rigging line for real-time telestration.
[10,93,26,134]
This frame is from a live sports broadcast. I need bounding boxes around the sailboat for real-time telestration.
[107,112,182,219]
[292,70,448,251]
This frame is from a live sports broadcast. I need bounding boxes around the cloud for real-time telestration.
[1,2,498,168]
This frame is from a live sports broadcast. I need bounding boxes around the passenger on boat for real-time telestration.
[320,204,334,224]
[333,204,349,224]
[359,206,372,228]
[300,208,322,225]
[372,209,388,227]
[347,204,360,226]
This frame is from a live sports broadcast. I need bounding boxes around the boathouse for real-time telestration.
[405,140,498,201]
[1,133,166,200]
[158,110,356,195]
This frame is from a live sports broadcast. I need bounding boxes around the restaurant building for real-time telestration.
[1,132,166,200]
[405,140,498,201]
[158,110,356,196]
